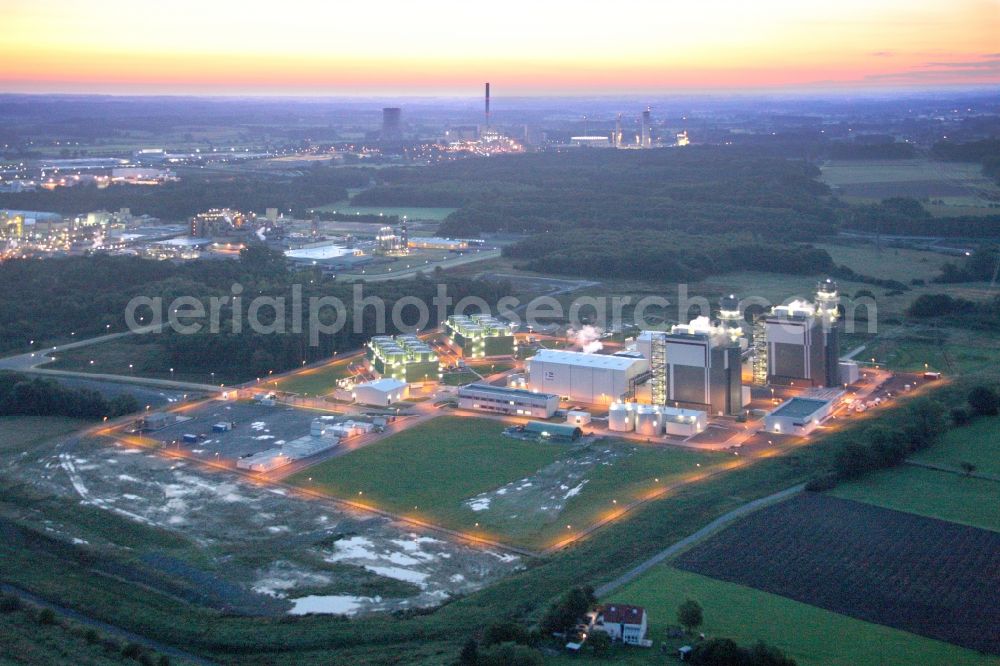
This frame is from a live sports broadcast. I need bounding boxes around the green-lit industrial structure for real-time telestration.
[444,314,517,358]
[366,335,442,383]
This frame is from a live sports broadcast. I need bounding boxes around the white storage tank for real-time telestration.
[635,404,662,437]
[608,402,634,432]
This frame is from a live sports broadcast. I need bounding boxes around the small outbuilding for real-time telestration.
[523,421,582,442]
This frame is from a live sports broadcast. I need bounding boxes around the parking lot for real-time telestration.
[136,401,340,465]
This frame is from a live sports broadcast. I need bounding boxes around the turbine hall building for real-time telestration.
[366,334,442,383]
[638,316,745,417]
[526,349,648,405]
[760,280,841,388]
[445,314,517,358]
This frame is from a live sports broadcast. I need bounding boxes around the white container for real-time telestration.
[635,405,662,437]
[608,402,634,432]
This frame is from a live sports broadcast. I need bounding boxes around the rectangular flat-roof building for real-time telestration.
[527,349,648,405]
[457,383,559,418]
[764,397,834,436]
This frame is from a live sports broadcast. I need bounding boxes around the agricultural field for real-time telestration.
[270,358,357,395]
[673,493,1000,655]
[820,159,1000,209]
[553,566,996,666]
[910,416,1000,477]
[288,417,725,550]
[829,464,1000,532]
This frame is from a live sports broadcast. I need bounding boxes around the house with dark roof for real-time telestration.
[592,603,648,645]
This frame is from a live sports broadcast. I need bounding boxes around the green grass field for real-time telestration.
[546,444,727,539]
[820,160,989,185]
[289,419,724,549]
[0,416,85,454]
[287,416,564,529]
[271,359,354,395]
[911,417,1000,477]
[441,370,480,386]
[552,566,995,666]
[0,602,161,666]
[830,465,1000,532]
[866,330,1000,375]
[814,243,951,284]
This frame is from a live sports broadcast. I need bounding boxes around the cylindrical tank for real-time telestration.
[608,402,634,432]
[635,405,662,437]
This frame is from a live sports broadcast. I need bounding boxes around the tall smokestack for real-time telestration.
[485,82,490,128]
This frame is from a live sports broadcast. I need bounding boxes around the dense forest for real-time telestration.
[0,249,511,377]
[0,165,371,220]
[504,231,834,281]
[355,148,834,237]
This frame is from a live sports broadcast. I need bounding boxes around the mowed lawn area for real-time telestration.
[550,567,995,666]
[288,418,723,549]
[287,416,564,534]
[270,359,355,395]
[830,464,1000,532]
[910,416,1000,477]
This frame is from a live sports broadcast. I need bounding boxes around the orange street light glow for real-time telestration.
[2,0,998,94]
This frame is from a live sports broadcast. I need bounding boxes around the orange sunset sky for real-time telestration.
[2,0,998,95]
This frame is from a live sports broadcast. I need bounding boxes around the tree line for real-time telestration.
[0,371,137,420]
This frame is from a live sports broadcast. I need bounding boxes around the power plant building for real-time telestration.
[637,313,745,416]
[366,335,441,383]
[445,314,517,358]
[526,349,648,405]
[760,280,841,388]
[381,107,402,144]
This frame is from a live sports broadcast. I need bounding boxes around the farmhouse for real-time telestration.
[592,603,649,645]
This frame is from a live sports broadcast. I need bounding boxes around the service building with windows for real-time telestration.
[457,383,559,418]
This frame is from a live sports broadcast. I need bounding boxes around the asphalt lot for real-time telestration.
[141,401,330,463]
